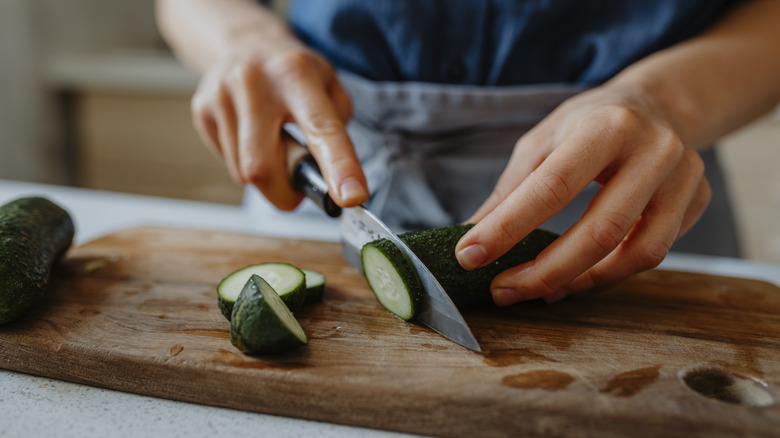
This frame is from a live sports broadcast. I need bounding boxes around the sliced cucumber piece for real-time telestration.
[361,224,558,319]
[360,240,422,320]
[302,269,326,306]
[217,263,306,320]
[230,274,308,354]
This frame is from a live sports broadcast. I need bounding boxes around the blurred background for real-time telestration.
[0,0,778,264]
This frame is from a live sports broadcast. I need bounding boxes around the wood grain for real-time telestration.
[1,226,779,437]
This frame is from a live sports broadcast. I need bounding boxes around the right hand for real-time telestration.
[191,39,368,210]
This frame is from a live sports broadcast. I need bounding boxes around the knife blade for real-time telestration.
[282,128,481,351]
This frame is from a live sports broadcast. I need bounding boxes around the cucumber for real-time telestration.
[302,269,326,305]
[217,263,306,320]
[361,240,423,320]
[0,196,75,324]
[230,274,308,354]
[361,224,558,320]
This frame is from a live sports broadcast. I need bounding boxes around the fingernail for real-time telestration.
[456,244,488,270]
[338,177,367,204]
[492,288,519,306]
[543,288,570,304]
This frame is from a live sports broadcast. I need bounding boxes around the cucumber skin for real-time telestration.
[302,269,326,306]
[219,283,305,321]
[230,275,307,354]
[0,197,74,324]
[366,224,558,310]
[217,295,234,322]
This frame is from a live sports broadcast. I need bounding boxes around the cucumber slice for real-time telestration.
[302,269,326,306]
[360,240,422,320]
[361,224,558,319]
[217,263,306,320]
[230,274,308,354]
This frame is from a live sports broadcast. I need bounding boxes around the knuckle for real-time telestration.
[240,157,274,188]
[632,239,671,270]
[306,113,345,138]
[227,63,259,91]
[532,275,560,297]
[495,219,520,245]
[191,85,219,119]
[190,93,208,115]
[264,50,314,82]
[682,148,706,178]
[601,104,643,134]
[586,213,632,254]
[653,130,685,165]
[528,169,571,213]
[577,269,602,291]
[327,154,359,176]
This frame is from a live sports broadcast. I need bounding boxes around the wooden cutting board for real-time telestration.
[1,226,778,437]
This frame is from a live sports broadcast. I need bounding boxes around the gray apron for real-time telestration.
[244,71,741,257]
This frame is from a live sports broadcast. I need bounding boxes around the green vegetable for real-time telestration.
[361,224,558,320]
[361,239,423,320]
[302,269,326,306]
[217,263,306,320]
[0,196,74,324]
[230,274,308,354]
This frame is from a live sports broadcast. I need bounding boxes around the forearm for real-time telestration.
[155,0,295,73]
[611,0,780,150]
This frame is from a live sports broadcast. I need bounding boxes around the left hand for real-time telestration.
[455,81,712,305]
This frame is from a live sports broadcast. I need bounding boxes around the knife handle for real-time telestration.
[283,130,342,218]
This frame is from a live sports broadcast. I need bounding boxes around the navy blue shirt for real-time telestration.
[287,0,741,86]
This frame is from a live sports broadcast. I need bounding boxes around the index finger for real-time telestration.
[455,132,615,271]
[277,66,368,207]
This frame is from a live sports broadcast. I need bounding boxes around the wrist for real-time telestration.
[225,18,295,48]
[217,17,302,60]
[609,66,702,149]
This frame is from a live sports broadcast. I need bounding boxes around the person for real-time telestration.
[156,0,780,306]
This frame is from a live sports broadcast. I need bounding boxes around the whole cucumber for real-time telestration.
[0,196,75,324]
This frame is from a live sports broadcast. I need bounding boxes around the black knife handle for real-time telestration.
[283,131,342,218]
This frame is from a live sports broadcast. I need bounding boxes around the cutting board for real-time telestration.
[1,226,778,437]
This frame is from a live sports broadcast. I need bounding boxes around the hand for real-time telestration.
[455,81,712,305]
[191,39,368,210]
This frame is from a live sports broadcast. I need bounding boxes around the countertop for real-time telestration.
[2,179,779,438]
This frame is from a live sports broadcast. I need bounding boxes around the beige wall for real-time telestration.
[0,0,66,183]
[0,0,163,184]
[719,115,780,264]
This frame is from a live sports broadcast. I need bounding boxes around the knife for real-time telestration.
[282,128,481,352]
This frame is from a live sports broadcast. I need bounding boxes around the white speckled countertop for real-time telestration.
[1,179,779,438]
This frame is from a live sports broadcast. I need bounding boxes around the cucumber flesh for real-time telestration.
[361,240,422,320]
[230,274,307,354]
[302,269,326,305]
[217,263,305,320]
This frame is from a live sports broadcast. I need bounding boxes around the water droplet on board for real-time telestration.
[600,365,661,397]
[502,370,574,391]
